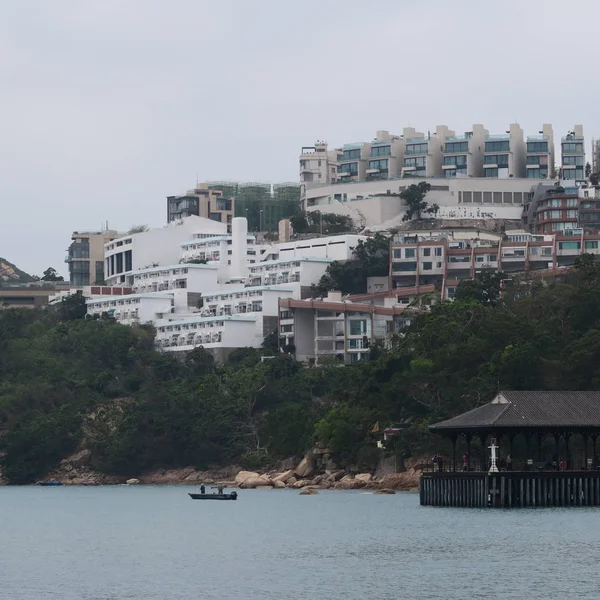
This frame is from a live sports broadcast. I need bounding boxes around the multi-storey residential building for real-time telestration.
[441,125,488,178]
[401,126,455,178]
[483,123,525,179]
[389,227,600,301]
[529,185,580,234]
[66,229,122,286]
[104,216,226,286]
[526,124,554,180]
[167,184,234,232]
[299,141,339,189]
[278,292,416,364]
[561,125,585,181]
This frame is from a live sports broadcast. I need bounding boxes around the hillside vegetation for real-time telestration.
[1,256,600,484]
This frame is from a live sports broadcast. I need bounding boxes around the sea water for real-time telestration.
[1,485,599,599]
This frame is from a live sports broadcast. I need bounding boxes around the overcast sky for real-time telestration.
[2,0,599,277]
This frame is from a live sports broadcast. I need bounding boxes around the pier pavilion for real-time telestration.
[420,391,600,508]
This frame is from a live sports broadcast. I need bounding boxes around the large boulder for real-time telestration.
[291,479,313,489]
[126,478,140,485]
[234,471,260,485]
[239,475,272,489]
[272,480,286,489]
[378,472,420,490]
[299,487,318,495]
[294,455,315,479]
[278,457,298,471]
[272,470,295,484]
[326,470,346,483]
[334,475,366,490]
[355,473,373,484]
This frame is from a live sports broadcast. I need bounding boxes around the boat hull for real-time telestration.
[188,493,237,500]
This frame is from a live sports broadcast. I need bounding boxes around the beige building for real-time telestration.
[66,229,121,286]
[166,184,234,232]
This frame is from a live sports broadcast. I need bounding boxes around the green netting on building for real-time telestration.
[207,181,300,232]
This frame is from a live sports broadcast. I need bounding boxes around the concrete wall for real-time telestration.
[294,308,315,362]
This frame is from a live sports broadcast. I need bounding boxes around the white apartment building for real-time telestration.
[104,216,226,286]
[482,123,525,179]
[246,258,332,295]
[442,125,488,178]
[87,293,175,325]
[561,125,585,181]
[155,315,258,356]
[275,234,366,261]
[402,125,455,178]
[526,124,555,180]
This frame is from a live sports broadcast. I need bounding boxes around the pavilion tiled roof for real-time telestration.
[430,391,600,432]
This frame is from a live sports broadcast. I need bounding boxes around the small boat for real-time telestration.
[189,491,238,501]
[37,480,64,487]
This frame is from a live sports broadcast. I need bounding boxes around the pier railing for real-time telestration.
[423,458,600,473]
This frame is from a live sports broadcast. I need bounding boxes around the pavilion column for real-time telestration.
[466,433,472,472]
[479,433,488,471]
[451,434,458,472]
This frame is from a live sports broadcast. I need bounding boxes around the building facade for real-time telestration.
[561,125,585,181]
[167,184,234,232]
[66,229,122,286]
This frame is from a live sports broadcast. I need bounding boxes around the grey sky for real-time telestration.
[2,0,599,277]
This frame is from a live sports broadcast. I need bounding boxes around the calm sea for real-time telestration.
[1,485,599,599]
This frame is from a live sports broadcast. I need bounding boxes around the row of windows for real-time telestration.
[368,159,388,171]
[338,162,358,175]
[405,143,428,155]
[371,145,391,157]
[527,155,549,165]
[445,168,467,177]
[404,156,426,168]
[527,141,549,153]
[393,247,443,259]
[562,142,584,154]
[460,191,523,204]
[445,141,468,153]
[563,155,584,166]
[485,140,510,152]
[341,148,361,161]
[527,169,549,178]
[563,168,585,180]
[484,154,509,166]
[538,210,578,220]
[443,155,467,167]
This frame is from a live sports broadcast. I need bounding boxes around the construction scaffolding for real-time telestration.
[207,181,300,232]
[592,139,600,176]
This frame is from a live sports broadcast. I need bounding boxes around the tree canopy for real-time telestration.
[3,256,600,483]
[400,182,439,221]
[41,267,64,282]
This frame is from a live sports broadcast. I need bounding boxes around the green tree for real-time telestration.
[454,272,505,306]
[41,267,64,281]
[56,291,87,321]
[586,162,592,179]
[400,182,436,221]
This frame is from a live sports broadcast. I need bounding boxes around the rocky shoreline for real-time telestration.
[9,447,423,491]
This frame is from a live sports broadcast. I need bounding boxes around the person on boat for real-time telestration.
[217,484,224,494]
[200,484,205,494]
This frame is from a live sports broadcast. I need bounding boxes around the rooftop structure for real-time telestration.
[167,184,234,233]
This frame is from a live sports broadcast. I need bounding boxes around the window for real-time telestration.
[485,140,510,152]
[435,247,442,256]
[559,241,581,250]
[406,143,428,155]
[549,210,562,219]
[445,141,468,153]
[338,162,358,175]
[463,191,472,203]
[393,248,402,259]
[371,145,391,157]
[563,155,584,166]
[405,248,415,258]
[562,142,583,154]
[484,168,499,178]
[368,159,388,171]
[503,192,512,204]
[349,319,367,336]
[585,241,599,250]
[527,141,548,153]
[527,155,548,165]
[527,168,548,178]
[484,154,509,166]
[341,148,361,160]
[404,156,426,168]
[422,262,432,270]
[567,210,578,218]
[443,155,467,167]
[423,248,431,257]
